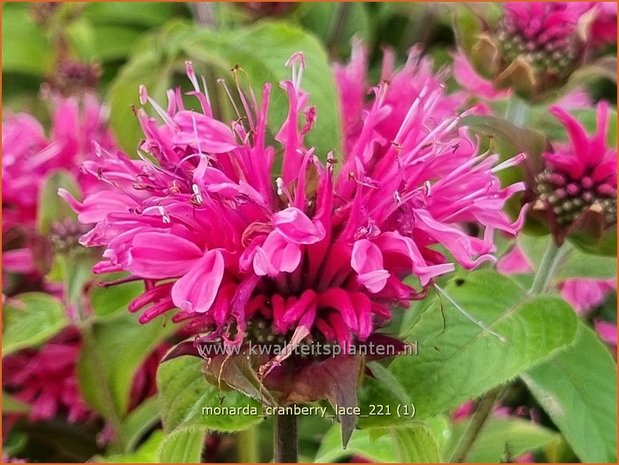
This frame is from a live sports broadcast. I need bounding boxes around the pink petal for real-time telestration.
[127,232,202,279]
[171,249,225,313]
[273,207,325,244]
[351,239,389,293]
[253,231,302,276]
[497,246,533,274]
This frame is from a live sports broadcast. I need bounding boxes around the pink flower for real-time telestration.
[558,278,616,313]
[466,2,606,98]
[66,53,524,350]
[496,245,533,274]
[2,329,93,423]
[2,94,115,233]
[2,329,169,427]
[2,94,116,283]
[594,320,617,348]
[533,102,616,243]
[502,3,591,51]
[584,2,617,48]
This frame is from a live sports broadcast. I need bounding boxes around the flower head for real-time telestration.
[65,53,525,354]
[2,328,168,426]
[2,330,92,423]
[2,94,115,281]
[465,2,610,99]
[533,102,616,243]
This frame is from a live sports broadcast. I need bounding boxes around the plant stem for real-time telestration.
[505,96,529,127]
[450,387,502,462]
[327,3,352,58]
[529,241,567,295]
[273,411,298,463]
[189,2,216,28]
[237,426,259,462]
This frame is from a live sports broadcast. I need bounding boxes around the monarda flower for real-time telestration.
[3,329,169,426]
[532,102,616,244]
[2,329,92,423]
[2,95,115,282]
[65,52,525,353]
[464,2,612,99]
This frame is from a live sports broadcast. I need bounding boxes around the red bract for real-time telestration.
[64,53,525,350]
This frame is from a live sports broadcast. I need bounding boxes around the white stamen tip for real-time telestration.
[139,85,148,105]
[192,183,203,205]
[158,206,171,224]
[276,177,285,196]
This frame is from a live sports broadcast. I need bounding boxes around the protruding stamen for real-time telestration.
[434,284,508,343]
[192,183,203,205]
[139,85,148,105]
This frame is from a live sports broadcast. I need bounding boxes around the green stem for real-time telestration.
[529,241,567,295]
[273,411,298,463]
[327,3,352,58]
[59,252,127,453]
[80,323,128,454]
[450,387,502,462]
[505,96,529,127]
[189,2,216,28]
[237,426,259,462]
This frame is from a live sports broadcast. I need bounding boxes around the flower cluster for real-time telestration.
[2,328,169,427]
[65,51,525,351]
[2,95,115,281]
[463,2,617,99]
[2,330,92,423]
[533,102,616,243]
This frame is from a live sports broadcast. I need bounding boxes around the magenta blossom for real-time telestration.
[64,53,525,351]
[3,329,168,426]
[499,2,592,79]
[594,320,617,349]
[2,95,115,278]
[583,2,617,48]
[533,102,616,242]
[463,2,610,98]
[2,329,92,423]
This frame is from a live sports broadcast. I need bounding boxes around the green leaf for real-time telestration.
[445,417,560,462]
[89,280,144,320]
[77,313,175,417]
[554,248,617,281]
[84,2,180,27]
[2,293,68,355]
[1,5,52,75]
[315,423,441,462]
[522,323,617,462]
[157,427,205,463]
[388,270,578,419]
[463,114,547,164]
[107,42,173,154]
[517,234,617,281]
[297,3,372,55]
[97,430,163,463]
[37,171,80,236]
[2,392,31,414]
[120,397,161,452]
[182,21,343,161]
[357,362,414,428]
[157,356,263,433]
[452,4,484,58]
